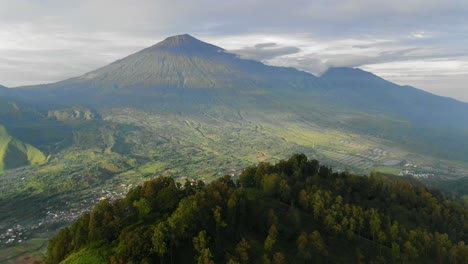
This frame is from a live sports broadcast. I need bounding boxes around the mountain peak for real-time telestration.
[159,34,198,47]
[145,34,224,55]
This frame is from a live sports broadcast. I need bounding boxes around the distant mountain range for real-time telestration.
[10,34,466,127]
[0,34,467,171]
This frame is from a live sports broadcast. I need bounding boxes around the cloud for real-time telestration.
[322,48,423,69]
[362,60,468,102]
[353,45,372,49]
[229,43,301,61]
[272,57,329,76]
[254,43,277,49]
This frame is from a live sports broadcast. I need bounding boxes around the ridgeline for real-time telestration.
[46,154,467,264]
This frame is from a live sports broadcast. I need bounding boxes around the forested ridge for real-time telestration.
[46,154,468,264]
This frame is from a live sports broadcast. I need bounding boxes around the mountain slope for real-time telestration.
[15,35,468,127]
[0,89,50,171]
[20,34,318,96]
[320,67,468,128]
[9,34,468,163]
[0,124,46,171]
[13,35,468,119]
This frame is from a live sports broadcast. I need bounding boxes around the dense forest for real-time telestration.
[46,154,468,264]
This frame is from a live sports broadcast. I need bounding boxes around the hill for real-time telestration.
[0,124,46,171]
[46,154,468,264]
[320,67,468,128]
[0,96,75,171]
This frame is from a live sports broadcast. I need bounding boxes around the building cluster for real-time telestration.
[399,170,434,179]
[0,225,28,246]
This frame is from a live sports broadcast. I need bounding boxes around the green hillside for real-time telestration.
[0,124,47,171]
[46,154,467,264]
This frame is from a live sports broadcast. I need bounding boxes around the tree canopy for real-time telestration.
[46,154,468,264]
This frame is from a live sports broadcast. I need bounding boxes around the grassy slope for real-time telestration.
[60,248,107,264]
[0,125,10,171]
[0,124,46,171]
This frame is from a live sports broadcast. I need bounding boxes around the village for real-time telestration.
[0,188,126,248]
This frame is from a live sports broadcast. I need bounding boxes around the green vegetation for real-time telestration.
[60,248,108,264]
[374,167,400,175]
[46,154,468,264]
[2,104,468,262]
[0,124,46,171]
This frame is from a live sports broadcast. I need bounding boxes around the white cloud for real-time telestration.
[362,59,468,102]
[229,43,301,61]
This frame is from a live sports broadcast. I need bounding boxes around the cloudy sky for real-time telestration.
[0,0,467,102]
